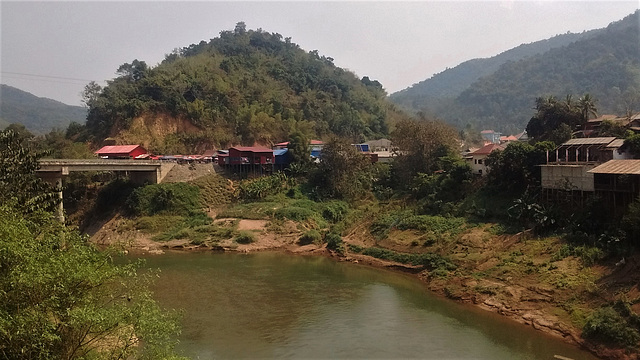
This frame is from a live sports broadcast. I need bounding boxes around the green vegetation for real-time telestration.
[0,128,184,359]
[390,11,640,134]
[360,247,456,273]
[583,306,640,348]
[298,229,322,245]
[0,84,87,135]
[83,23,402,151]
[235,231,256,244]
[126,182,201,216]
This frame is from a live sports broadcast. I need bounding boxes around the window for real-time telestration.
[478,159,483,165]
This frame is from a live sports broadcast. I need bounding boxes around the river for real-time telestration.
[141,251,597,359]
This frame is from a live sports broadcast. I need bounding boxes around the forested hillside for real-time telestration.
[0,84,87,134]
[85,23,406,152]
[389,30,593,112]
[390,11,640,135]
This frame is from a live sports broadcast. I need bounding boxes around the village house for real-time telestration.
[589,159,640,214]
[539,137,632,204]
[465,143,504,176]
[94,145,147,159]
[217,146,275,175]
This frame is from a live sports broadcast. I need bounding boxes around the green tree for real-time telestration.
[0,129,59,216]
[578,93,598,130]
[0,128,185,359]
[525,95,582,143]
[310,137,372,200]
[287,131,311,167]
[390,117,459,189]
[486,141,555,193]
[0,208,185,360]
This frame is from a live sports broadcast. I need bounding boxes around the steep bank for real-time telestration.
[89,209,635,360]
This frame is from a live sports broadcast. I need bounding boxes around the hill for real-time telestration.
[389,30,594,112]
[85,23,408,152]
[390,11,640,135]
[0,84,87,134]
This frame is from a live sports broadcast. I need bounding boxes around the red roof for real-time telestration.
[95,145,145,155]
[470,143,504,155]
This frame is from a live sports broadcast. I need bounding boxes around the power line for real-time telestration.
[1,71,104,83]
[1,74,92,86]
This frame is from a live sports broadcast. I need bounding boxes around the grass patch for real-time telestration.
[135,215,185,234]
[190,174,233,205]
[371,210,466,240]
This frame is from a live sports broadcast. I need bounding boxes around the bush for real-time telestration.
[583,307,640,347]
[322,201,349,223]
[237,173,289,201]
[325,232,345,254]
[298,229,322,245]
[127,183,201,216]
[274,207,317,222]
[235,231,256,244]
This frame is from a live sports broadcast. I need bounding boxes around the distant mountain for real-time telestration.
[0,84,87,134]
[390,11,640,135]
[389,31,594,112]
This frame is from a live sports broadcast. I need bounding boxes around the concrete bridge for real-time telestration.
[36,159,174,222]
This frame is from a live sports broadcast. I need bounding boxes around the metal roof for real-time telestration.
[273,149,288,156]
[95,145,144,154]
[561,137,616,146]
[605,139,625,148]
[230,146,273,152]
[588,160,640,175]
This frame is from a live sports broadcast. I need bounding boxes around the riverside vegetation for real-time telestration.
[4,21,640,360]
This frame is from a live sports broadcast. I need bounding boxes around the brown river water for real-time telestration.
[140,251,598,360]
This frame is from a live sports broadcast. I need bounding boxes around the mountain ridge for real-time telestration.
[0,84,87,134]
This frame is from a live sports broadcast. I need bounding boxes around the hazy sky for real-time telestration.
[1,1,638,106]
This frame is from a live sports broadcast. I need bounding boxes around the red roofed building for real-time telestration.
[465,143,504,176]
[227,146,274,165]
[95,145,147,159]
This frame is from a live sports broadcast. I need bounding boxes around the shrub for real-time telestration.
[325,232,345,254]
[235,231,256,244]
[127,183,201,216]
[135,215,184,233]
[583,307,640,347]
[237,173,289,200]
[298,230,322,245]
[274,207,316,222]
[322,201,349,223]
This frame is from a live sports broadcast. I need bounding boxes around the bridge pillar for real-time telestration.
[39,172,65,223]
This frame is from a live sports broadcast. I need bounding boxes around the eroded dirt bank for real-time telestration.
[90,211,637,360]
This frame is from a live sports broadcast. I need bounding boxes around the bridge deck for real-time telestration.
[37,159,162,173]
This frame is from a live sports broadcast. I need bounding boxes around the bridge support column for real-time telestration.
[39,172,65,223]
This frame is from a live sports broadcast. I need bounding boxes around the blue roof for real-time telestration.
[273,149,288,156]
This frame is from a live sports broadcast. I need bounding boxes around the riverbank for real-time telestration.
[89,209,639,360]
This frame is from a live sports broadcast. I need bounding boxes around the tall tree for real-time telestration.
[578,93,598,129]
[0,129,59,216]
[391,117,459,189]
